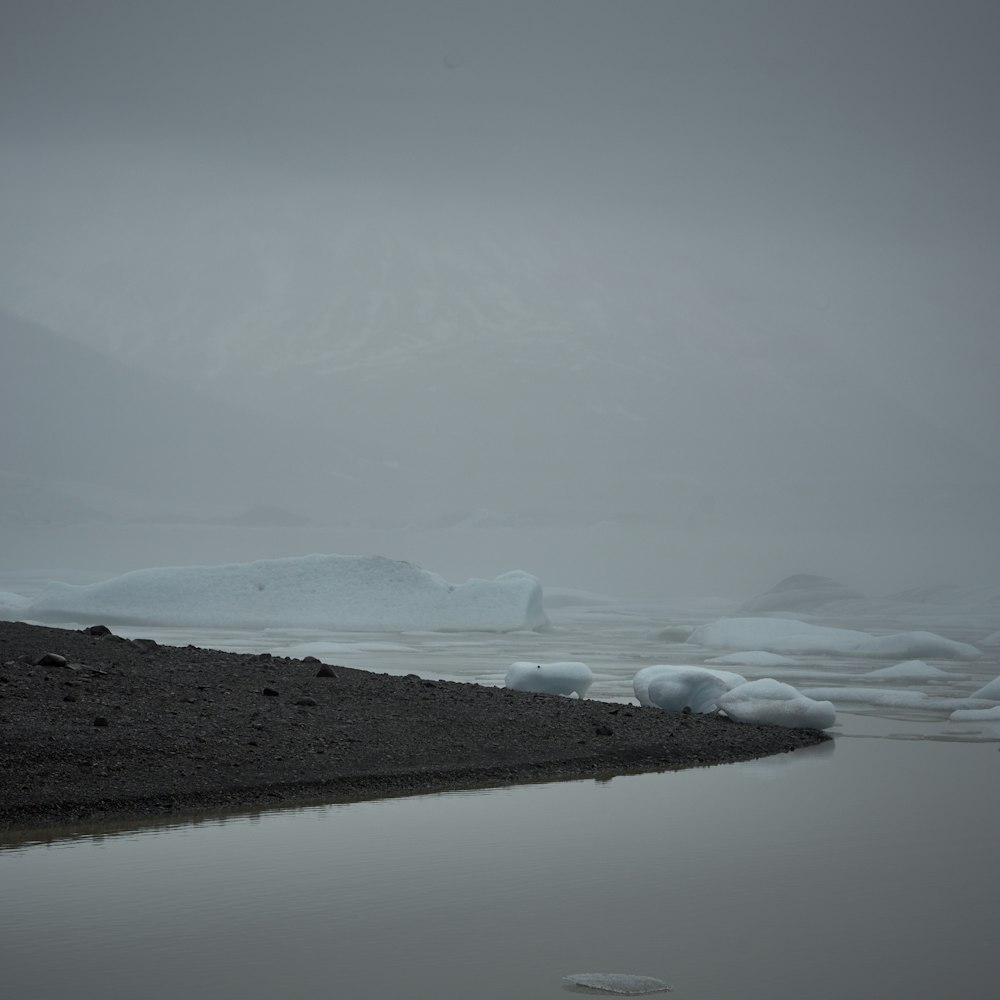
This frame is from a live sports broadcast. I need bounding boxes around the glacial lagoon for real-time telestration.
[2,595,998,999]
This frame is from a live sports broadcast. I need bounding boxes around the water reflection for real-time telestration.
[2,737,995,1000]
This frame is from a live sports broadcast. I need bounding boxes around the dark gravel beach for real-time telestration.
[0,620,829,831]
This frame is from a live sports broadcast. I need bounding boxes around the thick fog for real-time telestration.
[2,0,998,599]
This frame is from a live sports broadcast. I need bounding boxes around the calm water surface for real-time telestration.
[2,736,996,1000]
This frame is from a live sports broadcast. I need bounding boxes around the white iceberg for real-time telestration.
[718,679,836,730]
[689,617,981,660]
[862,660,955,680]
[949,706,1000,722]
[505,661,593,697]
[22,554,549,632]
[971,675,1000,700]
[801,686,930,708]
[563,972,673,994]
[632,664,743,713]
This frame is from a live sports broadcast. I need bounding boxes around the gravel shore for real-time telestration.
[0,620,829,831]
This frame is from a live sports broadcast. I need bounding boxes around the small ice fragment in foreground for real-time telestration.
[563,972,673,994]
[632,665,735,713]
[505,661,593,697]
[633,664,744,710]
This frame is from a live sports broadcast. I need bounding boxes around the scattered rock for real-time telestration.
[296,697,319,707]
[302,655,321,664]
[315,664,338,678]
[262,687,280,697]
[130,638,159,653]
[63,694,78,702]
[93,716,109,727]
[34,653,68,667]
[595,725,614,736]
[83,625,113,637]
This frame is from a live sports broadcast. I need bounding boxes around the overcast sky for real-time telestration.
[2,1,998,594]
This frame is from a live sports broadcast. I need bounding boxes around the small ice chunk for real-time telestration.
[563,972,673,994]
[635,667,729,713]
[718,678,836,730]
[633,665,745,710]
[971,675,1000,700]
[505,661,593,697]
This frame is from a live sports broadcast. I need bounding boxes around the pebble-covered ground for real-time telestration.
[0,620,829,830]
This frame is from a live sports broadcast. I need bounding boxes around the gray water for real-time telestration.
[2,736,996,1000]
[3,587,998,999]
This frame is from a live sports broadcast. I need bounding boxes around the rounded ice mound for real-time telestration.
[718,678,836,730]
[563,972,673,994]
[633,664,745,711]
[505,661,593,698]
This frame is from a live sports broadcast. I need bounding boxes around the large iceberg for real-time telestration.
[689,617,981,660]
[22,554,549,632]
[505,661,593,697]
[718,679,837,730]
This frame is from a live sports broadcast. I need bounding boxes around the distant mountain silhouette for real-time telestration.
[0,310,362,516]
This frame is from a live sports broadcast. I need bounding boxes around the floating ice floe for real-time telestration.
[800,686,930,708]
[505,661,593,697]
[563,972,673,994]
[717,678,837,730]
[971,676,1000,700]
[862,659,956,680]
[705,650,797,668]
[22,554,549,632]
[949,706,1000,722]
[633,664,744,713]
[688,617,981,660]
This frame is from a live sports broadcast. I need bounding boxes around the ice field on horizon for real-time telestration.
[2,562,999,742]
